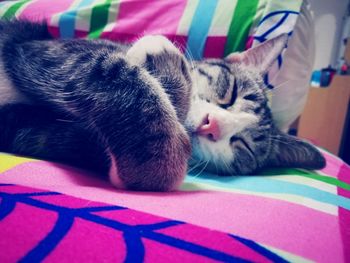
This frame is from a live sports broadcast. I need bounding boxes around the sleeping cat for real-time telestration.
[0,20,325,191]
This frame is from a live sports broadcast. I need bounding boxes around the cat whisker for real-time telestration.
[187,159,206,173]
[56,118,76,123]
[265,82,296,97]
[269,137,296,146]
[173,40,196,70]
[184,49,196,70]
[220,157,232,174]
[191,160,209,178]
[213,159,220,175]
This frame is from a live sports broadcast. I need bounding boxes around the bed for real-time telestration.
[0,0,349,262]
[1,150,349,262]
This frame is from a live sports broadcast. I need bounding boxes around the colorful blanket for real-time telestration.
[0,0,302,58]
[0,151,350,262]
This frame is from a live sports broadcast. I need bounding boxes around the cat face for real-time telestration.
[186,35,326,175]
[186,60,271,174]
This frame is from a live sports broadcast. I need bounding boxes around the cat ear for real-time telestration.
[225,34,288,74]
[267,129,326,170]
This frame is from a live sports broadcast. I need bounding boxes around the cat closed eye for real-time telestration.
[218,79,237,109]
[243,93,259,101]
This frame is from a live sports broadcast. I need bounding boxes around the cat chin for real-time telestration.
[107,151,125,189]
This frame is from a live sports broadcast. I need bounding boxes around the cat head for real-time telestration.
[186,34,326,175]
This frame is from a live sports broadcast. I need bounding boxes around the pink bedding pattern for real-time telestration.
[0,184,286,262]
[0,151,350,262]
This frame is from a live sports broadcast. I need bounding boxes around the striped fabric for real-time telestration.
[0,151,349,262]
[0,0,302,59]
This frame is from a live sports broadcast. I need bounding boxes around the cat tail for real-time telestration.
[0,19,52,43]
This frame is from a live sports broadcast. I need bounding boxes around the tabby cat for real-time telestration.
[0,20,325,191]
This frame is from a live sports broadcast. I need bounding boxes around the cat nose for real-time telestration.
[197,114,221,141]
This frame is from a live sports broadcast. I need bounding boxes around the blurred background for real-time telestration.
[296,0,350,165]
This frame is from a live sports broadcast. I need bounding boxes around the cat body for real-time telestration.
[0,20,325,191]
[0,21,192,191]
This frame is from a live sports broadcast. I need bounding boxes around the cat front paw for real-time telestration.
[126,35,192,124]
[96,54,191,191]
[108,123,191,191]
[126,35,182,65]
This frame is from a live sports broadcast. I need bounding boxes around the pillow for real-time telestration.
[267,0,315,131]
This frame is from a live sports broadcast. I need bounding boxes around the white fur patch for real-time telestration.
[126,35,181,65]
[108,150,125,189]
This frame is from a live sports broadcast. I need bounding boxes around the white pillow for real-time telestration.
[269,0,315,131]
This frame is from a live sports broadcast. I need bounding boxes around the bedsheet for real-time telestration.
[0,151,349,262]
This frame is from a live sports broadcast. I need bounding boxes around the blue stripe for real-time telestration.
[74,205,126,212]
[135,220,183,231]
[186,173,350,210]
[124,231,145,263]
[230,234,288,262]
[144,231,249,262]
[186,0,218,60]
[277,54,283,68]
[20,215,74,262]
[264,74,274,89]
[58,0,95,38]
[0,198,16,221]
[259,13,289,41]
[258,10,299,26]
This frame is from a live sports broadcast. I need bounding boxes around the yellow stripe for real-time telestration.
[0,154,36,173]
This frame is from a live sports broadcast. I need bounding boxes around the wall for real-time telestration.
[309,0,349,70]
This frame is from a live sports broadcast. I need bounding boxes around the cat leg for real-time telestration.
[0,104,109,174]
[4,41,190,191]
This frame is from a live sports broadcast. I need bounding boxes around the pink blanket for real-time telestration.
[0,152,349,262]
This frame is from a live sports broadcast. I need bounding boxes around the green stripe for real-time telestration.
[88,0,113,39]
[260,168,350,191]
[297,173,350,191]
[2,0,30,19]
[224,0,259,54]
